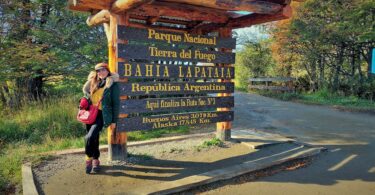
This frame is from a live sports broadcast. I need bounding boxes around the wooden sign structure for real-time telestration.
[67,0,294,161]
[116,26,236,132]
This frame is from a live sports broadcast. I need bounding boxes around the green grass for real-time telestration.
[255,89,375,112]
[195,138,223,151]
[0,95,191,194]
[300,90,375,109]
[235,86,249,92]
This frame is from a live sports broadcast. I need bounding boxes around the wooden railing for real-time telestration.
[248,77,295,92]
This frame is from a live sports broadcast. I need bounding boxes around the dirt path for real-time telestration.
[203,92,375,195]
[34,135,257,195]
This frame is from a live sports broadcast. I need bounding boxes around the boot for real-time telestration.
[85,157,93,174]
[92,159,100,173]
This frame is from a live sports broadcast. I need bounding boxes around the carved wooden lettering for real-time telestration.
[118,62,234,79]
[118,44,235,64]
[120,96,234,114]
[118,26,236,49]
[119,82,234,96]
[118,111,234,131]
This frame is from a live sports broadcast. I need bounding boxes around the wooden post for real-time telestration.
[106,13,128,161]
[216,27,232,141]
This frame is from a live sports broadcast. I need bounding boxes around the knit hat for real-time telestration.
[95,63,109,71]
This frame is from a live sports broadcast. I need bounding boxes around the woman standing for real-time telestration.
[82,63,120,174]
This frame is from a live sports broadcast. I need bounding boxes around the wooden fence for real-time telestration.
[248,77,295,92]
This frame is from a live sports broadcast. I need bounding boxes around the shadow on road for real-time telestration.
[94,143,304,182]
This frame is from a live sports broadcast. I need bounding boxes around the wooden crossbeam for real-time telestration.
[68,0,111,12]
[132,1,229,23]
[126,22,188,33]
[87,12,192,28]
[130,15,190,25]
[86,10,110,26]
[160,0,283,14]
[227,5,292,28]
[111,0,153,13]
[192,5,292,34]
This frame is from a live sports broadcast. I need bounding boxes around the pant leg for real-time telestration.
[92,121,101,159]
[85,111,103,158]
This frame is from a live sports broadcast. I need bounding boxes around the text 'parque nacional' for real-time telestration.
[148,29,217,45]
[117,26,236,49]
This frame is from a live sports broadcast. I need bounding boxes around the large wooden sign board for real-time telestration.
[118,25,236,64]
[118,25,235,132]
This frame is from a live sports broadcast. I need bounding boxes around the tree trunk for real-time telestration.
[350,47,356,95]
[332,44,344,92]
[310,60,317,92]
[357,49,365,97]
[28,74,44,101]
[18,0,31,40]
[40,3,51,26]
[318,54,325,90]
[0,85,7,107]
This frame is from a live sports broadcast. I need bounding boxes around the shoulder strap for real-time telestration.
[96,96,104,107]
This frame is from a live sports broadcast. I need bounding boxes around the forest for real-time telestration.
[236,0,375,100]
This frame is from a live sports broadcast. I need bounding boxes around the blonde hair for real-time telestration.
[88,71,112,96]
[88,71,100,96]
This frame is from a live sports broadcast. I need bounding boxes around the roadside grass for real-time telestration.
[255,89,375,112]
[235,86,248,92]
[0,95,190,194]
[195,138,223,152]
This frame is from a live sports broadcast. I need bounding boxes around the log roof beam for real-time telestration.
[130,15,190,26]
[69,0,296,32]
[227,4,292,28]
[86,10,110,27]
[159,0,284,14]
[192,5,292,34]
[68,0,112,12]
[111,0,154,13]
[131,1,230,23]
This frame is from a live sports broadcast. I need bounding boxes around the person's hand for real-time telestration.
[110,123,116,130]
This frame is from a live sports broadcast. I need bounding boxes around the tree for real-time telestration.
[270,0,375,96]
[235,39,276,88]
[0,0,107,107]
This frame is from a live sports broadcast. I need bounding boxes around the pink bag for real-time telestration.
[77,97,102,125]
